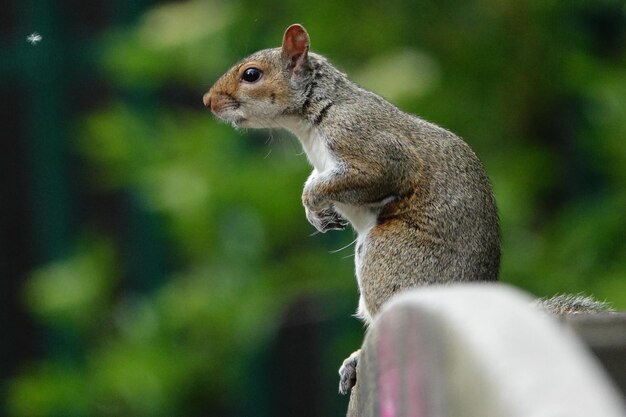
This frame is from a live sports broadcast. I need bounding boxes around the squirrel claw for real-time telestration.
[306,207,348,233]
[322,210,348,231]
[338,349,360,395]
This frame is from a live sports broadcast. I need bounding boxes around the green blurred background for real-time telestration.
[1,0,625,416]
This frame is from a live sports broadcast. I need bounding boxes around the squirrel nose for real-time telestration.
[203,91,212,110]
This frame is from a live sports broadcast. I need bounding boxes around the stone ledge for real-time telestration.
[346,284,625,417]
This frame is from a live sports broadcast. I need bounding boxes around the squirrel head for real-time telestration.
[203,24,314,128]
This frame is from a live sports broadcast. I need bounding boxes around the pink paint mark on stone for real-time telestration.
[405,316,424,417]
[378,315,401,417]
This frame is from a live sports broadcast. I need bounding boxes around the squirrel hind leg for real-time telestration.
[338,349,361,395]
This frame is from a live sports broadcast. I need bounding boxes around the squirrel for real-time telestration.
[203,23,615,396]
[204,24,505,395]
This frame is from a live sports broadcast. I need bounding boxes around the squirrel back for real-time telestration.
[204,24,501,322]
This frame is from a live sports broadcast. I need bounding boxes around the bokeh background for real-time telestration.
[1,0,625,416]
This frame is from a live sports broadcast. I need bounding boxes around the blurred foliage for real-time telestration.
[7,0,626,415]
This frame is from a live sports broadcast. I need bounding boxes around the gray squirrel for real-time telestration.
[203,24,611,395]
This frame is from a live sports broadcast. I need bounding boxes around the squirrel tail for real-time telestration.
[532,293,614,315]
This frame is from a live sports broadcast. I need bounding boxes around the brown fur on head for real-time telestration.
[203,24,312,128]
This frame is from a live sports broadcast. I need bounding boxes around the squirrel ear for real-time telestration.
[281,24,310,72]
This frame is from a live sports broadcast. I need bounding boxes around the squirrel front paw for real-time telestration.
[338,349,360,395]
[305,206,348,233]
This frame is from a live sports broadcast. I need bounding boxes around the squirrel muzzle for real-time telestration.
[202,91,213,111]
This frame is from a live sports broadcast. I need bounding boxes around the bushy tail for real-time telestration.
[533,293,614,315]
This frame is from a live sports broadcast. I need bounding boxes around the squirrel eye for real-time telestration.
[241,67,263,83]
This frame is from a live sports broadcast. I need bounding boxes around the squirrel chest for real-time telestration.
[282,116,382,236]
[282,117,337,173]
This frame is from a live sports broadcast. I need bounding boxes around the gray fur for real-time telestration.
[534,294,614,315]
[284,51,501,318]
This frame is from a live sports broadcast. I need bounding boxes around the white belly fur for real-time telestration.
[283,118,381,321]
[334,203,377,235]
